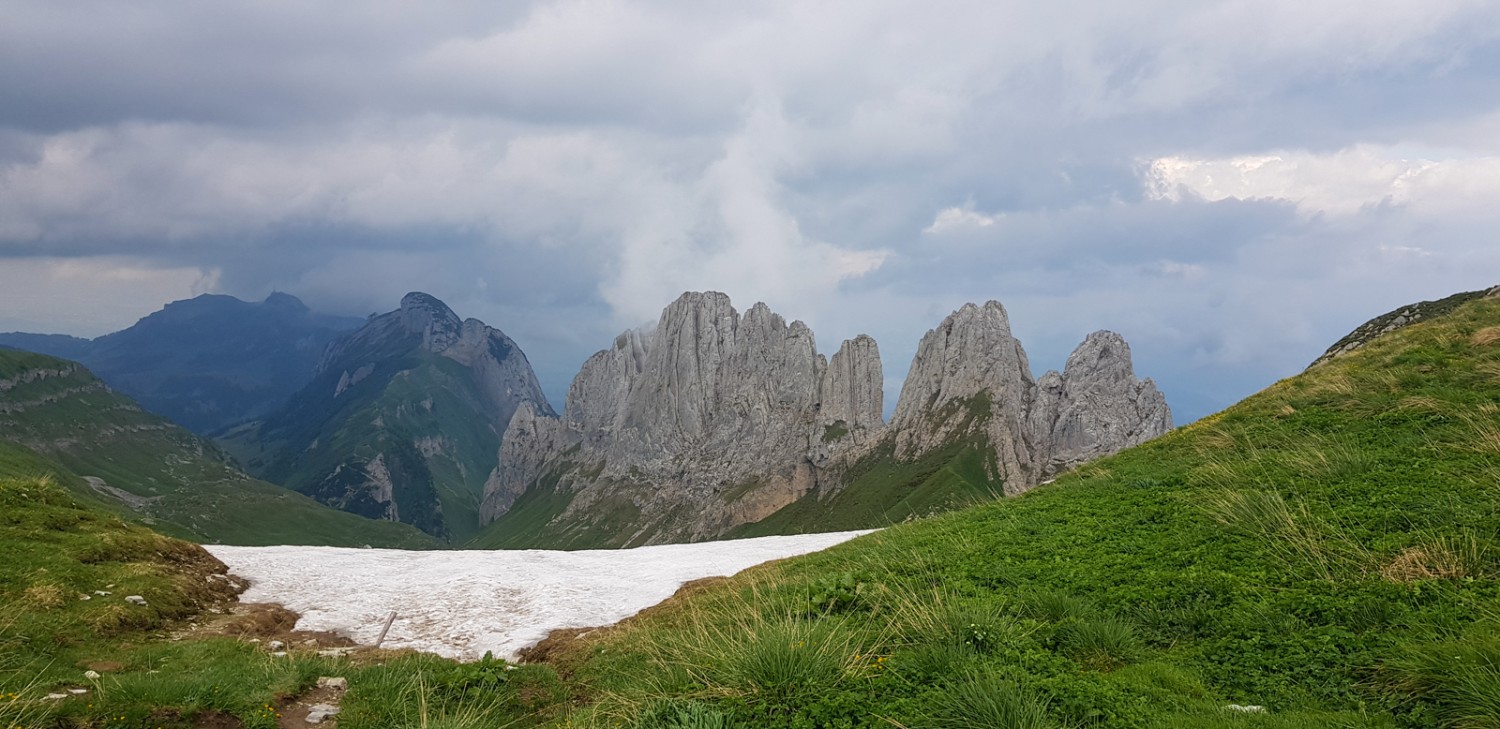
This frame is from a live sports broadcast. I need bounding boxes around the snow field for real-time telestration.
[206,530,872,661]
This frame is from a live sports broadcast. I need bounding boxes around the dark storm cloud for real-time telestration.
[4,0,1500,422]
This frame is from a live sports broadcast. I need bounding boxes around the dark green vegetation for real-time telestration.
[0,293,362,434]
[0,349,438,548]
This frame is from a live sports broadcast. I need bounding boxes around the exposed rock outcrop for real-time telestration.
[477,292,1170,548]
[1029,331,1173,478]
[478,292,881,540]
[891,302,1171,494]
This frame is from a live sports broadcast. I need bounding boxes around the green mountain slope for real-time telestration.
[524,292,1500,727]
[0,349,439,548]
[224,292,553,543]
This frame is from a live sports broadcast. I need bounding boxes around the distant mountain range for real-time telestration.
[1,288,1180,549]
[0,293,363,434]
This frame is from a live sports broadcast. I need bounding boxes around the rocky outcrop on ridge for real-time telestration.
[1311,285,1500,368]
[478,292,1170,547]
[479,292,883,542]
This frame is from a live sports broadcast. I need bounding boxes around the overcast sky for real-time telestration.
[3,1,1499,422]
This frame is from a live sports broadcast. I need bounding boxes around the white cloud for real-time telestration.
[923,205,999,235]
[1144,146,1500,216]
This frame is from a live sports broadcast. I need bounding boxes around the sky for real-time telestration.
[3,1,1499,423]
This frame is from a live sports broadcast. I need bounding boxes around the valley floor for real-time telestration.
[207,530,872,660]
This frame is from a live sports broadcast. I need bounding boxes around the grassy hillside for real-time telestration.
[507,293,1500,727]
[0,475,569,728]
[0,349,439,549]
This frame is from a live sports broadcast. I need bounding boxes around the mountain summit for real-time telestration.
[473,292,1171,548]
[223,292,552,541]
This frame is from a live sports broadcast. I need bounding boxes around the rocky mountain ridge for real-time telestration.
[224,292,552,542]
[475,292,1170,548]
[479,292,883,543]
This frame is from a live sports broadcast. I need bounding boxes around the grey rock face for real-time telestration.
[480,292,879,540]
[1029,331,1172,477]
[480,292,1170,545]
[889,302,1171,494]
[819,334,885,436]
[888,301,1039,492]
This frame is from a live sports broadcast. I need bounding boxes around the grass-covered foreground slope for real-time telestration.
[521,294,1500,728]
[0,349,438,548]
[0,475,571,728]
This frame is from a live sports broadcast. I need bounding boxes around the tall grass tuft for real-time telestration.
[1379,632,1500,728]
[1020,591,1097,624]
[1055,617,1143,671]
[1203,488,1371,580]
[646,602,867,705]
[927,672,1060,729]
[1380,531,1496,583]
[633,699,737,728]
[1471,326,1500,346]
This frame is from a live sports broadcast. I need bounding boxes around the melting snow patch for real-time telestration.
[207,530,872,660]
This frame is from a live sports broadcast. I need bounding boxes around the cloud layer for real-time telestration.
[4,0,1500,419]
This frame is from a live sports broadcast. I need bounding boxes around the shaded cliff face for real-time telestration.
[476,292,883,546]
[476,293,1172,549]
[224,292,553,542]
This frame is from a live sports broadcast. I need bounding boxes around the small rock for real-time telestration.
[267,640,286,650]
[93,590,110,596]
[125,595,147,606]
[1227,705,1266,713]
[78,594,91,601]
[68,688,88,695]
[317,647,353,658]
[249,638,262,643]
[270,651,288,658]
[45,692,68,700]
[316,676,348,690]
[305,703,341,724]
[83,670,100,680]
